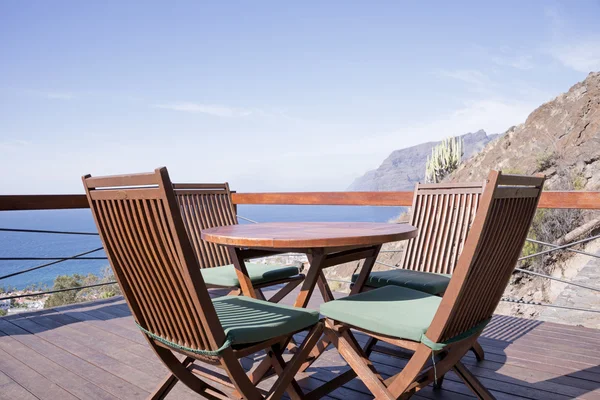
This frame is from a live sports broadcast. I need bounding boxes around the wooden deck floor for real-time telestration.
[1,286,600,400]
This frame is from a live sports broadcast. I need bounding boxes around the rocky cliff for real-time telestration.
[348,130,500,191]
[448,72,600,191]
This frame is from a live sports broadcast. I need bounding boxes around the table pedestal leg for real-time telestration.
[227,247,258,298]
[300,245,381,372]
[247,249,327,386]
[350,245,381,295]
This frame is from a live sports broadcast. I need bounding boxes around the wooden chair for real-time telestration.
[173,183,304,303]
[353,181,485,294]
[320,171,544,399]
[83,168,324,400]
[351,181,487,361]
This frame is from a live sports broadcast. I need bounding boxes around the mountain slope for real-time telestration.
[348,130,500,191]
[449,72,600,190]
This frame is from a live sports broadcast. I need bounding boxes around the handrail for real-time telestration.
[0,194,88,211]
[230,191,600,209]
[2,190,600,210]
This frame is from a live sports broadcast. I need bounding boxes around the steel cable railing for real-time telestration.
[0,216,262,301]
[0,247,106,281]
[0,227,116,302]
[0,227,99,235]
[2,215,599,314]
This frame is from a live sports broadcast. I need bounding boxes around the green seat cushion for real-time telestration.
[351,269,451,295]
[201,263,300,287]
[212,296,320,345]
[320,286,441,342]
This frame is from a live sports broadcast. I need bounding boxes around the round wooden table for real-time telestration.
[202,221,418,305]
[202,221,417,387]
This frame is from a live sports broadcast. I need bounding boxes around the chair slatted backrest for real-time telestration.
[82,168,226,352]
[173,183,237,269]
[400,182,486,274]
[427,171,544,343]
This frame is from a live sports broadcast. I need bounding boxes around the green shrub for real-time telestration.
[44,274,85,308]
[573,174,586,190]
[536,152,557,171]
[0,309,6,317]
[44,267,121,309]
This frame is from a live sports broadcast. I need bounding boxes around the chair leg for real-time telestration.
[471,341,485,361]
[149,356,194,400]
[268,278,303,303]
[267,322,324,400]
[386,345,431,398]
[255,289,267,301]
[269,346,304,400]
[149,344,224,400]
[326,326,395,400]
[454,361,495,399]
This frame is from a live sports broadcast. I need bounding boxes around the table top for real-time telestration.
[201,222,418,249]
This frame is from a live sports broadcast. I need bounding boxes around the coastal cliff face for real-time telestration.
[448,72,600,191]
[348,130,500,191]
[335,72,600,327]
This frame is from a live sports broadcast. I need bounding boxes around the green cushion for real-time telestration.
[320,286,441,342]
[351,269,451,295]
[201,263,300,287]
[212,296,320,345]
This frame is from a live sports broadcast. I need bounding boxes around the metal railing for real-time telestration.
[1,190,600,315]
[0,214,259,302]
[360,234,600,313]
[0,228,115,302]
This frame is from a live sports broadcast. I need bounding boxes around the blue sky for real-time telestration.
[1,1,599,193]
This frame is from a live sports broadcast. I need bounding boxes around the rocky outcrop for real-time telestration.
[348,130,500,191]
[448,72,600,191]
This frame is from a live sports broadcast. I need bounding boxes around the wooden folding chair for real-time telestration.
[173,183,304,303]
[320,171,544,399]
[351,181,487,361]
[83,168,323,400]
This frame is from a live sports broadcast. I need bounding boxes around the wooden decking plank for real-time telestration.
[0,318,148,400]
[295,328,598,400]
[0,370,39,400]
[0,348,78,400]
[367,338,600,397]
[463,346,600,382]
[23,312,166,380]
[3,290,600,400]
[42,310,158,362]
[60,309,148,345]
[0,328,118,400]
[477,336,600,363]
[6,316,159,393]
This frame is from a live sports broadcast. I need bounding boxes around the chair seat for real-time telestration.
[320,286,441,342]
[201,263,300,287]
[352,269,451,295]
[212,296,320,345]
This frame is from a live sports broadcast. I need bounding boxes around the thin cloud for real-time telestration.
[547,40,600,73]
[435,69,491,86]
[0,139,31,151]
[492,54,534,70]
[543,6,600,73]
[154,102,253,118]
[24,90,76,100]
[434,69,496,95]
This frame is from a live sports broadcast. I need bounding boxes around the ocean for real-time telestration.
[0,205,404,290]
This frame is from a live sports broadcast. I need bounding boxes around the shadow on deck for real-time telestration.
[1,286,599,400]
